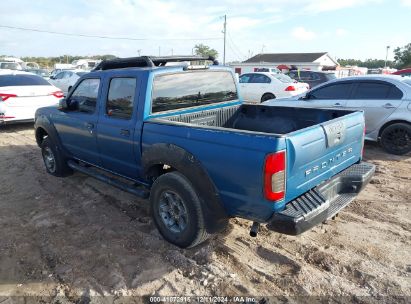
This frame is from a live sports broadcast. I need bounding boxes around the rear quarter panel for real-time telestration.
[142,121,287,222]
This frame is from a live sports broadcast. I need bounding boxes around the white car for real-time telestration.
[49,70,87,95]
[238,72,309,103]
[0,70,63,124]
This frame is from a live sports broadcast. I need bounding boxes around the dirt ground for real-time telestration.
[0,123,410,303]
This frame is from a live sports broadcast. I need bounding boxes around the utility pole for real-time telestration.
[223,14,227,65]
[137,49,141,56]
[158,46,161,56]
[171,48,174,56]
[384,45,390,69]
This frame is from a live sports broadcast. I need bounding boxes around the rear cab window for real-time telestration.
[151,70,238,113]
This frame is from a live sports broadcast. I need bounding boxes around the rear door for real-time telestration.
[346,80,404,133]
[303,81,354,108]
[97,75,140,178]
[52,77,102,165]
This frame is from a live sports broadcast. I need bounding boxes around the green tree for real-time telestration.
[394,43,411,69]
[193,44,218,59]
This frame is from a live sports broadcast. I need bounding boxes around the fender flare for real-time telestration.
[35,115,70,158]
[142,143,228,233]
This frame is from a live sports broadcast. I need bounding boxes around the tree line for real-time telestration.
[2,42,410,70]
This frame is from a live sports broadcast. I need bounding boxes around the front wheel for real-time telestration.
[150,172,209,248]
[380,123,411,155]
[41,137,72,177]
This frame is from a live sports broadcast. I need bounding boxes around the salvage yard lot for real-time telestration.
[0,124,410,300]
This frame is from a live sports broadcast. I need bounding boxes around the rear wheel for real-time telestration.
[41,137,72,177]
[261,93,275,103]
[150,172,209,248]
[380,123,411,155]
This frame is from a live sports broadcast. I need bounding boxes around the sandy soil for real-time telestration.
[0,123,410,303]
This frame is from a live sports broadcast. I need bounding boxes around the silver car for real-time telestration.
[265,75,411,155]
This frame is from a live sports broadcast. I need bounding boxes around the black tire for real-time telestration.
[150,172,209,248]
[380,123,411,155]
[261,93,275,103]
[41,137,72,177]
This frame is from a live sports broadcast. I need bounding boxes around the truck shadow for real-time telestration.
[0,143,206,298]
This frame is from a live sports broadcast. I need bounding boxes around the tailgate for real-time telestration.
[284,111,364,203]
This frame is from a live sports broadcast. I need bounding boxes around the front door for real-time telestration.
[304,81,354,108]
[97,76,139,178]
[52,78,101,165]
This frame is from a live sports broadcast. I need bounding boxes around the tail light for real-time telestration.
[264,150,286,201]
[49,91,64,98]
[0,93,17,102]
[285,86,296,91]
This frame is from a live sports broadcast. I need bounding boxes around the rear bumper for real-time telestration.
[267,162,375,235]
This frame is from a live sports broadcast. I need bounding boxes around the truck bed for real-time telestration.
[158,104,354,135]
[145,103,364,221]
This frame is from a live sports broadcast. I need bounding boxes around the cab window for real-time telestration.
[106,77,137,119]
[67,78,100,113]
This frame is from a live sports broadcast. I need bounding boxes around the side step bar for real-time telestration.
[67,160,150,199]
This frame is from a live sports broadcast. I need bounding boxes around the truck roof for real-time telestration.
[92,55,219,71]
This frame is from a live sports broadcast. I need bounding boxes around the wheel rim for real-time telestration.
[383,127,411,152]
[43,147,56,173]
[158,190,188,233]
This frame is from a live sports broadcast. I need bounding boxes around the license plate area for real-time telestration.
[322,120,346,148]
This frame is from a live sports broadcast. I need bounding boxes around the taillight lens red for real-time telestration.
[50,91,64,98]
[264,151,286,201]
[0,93,17,102]
[285,86,296,91]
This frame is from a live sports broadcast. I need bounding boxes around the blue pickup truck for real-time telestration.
[34,56,375,248]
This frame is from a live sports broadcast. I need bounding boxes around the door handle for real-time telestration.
[333,103,343,107]
[120,129,130,137]
[382,103,396,109]
[85,122,94,129]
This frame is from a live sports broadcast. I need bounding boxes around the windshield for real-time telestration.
[152,70,238,113]
[271,73,294,83]
[0,74,51,86]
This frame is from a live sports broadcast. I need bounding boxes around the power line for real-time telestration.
[227,31,246,60]
[0,25,222,41]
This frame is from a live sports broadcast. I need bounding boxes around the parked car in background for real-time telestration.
[392,68,411,77]
[25,68,51,80]
[239,72,309,103]
[264,75,411,155]
[0,62,23,70]
[0,70,63,124]
[49,70,87,95]
[287,70,336,88]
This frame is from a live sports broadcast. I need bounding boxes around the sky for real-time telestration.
[0,0,410,63]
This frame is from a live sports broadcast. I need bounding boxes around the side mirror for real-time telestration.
[49,75,55,80]
[58,98,69,110]
[301,93,314,100]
